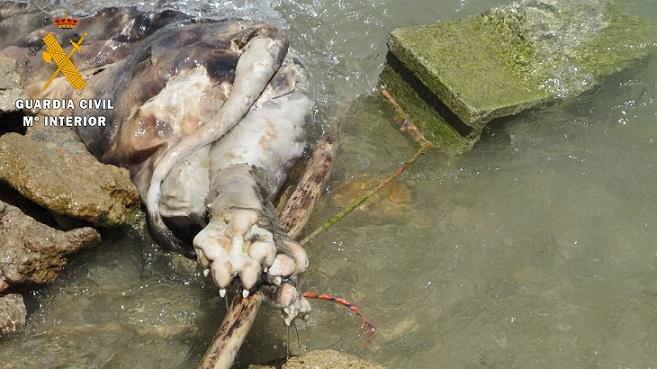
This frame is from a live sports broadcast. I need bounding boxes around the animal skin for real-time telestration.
[0,3,313,317]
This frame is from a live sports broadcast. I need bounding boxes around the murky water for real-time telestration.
[2,0,657,368]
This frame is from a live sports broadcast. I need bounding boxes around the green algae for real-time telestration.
[386,0,657,135]
[387,11,549,129]
[380,64,474,154]
[569,8,657,80]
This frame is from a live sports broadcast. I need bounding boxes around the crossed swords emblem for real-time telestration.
[41,31,88,91]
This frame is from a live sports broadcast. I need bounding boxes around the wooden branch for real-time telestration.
[198,111,342,369]
[280,123,339,240]
[198,292,263,369]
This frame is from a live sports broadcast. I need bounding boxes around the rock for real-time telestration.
[0,127,140,226]
[0,2,46,50]
[380,63,474,154]
[332,174,412,218]
[246,350,385,369]
[383,0,657,151]
[0,56,140,226]
[0,199,101,292]
[0,56,26,112]
[283,350,385,369]
[0,294,26,335]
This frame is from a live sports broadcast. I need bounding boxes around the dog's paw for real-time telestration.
[262,282,312,325]
[193,207,308,297]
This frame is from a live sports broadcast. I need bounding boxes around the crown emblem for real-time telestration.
[54,13,78,29]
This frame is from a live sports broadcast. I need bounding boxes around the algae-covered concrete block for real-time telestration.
[382,0,657,151]
[380,63,476,154]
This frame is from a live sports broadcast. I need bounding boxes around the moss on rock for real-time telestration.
[384,0,657,150]
[380,64,474,153]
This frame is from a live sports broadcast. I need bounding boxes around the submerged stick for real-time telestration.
[300,145,426,245]
[198,112,341,369]
[299,89,432,245]
[380,89,433,148]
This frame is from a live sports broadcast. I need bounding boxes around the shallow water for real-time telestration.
[2,0,657,368]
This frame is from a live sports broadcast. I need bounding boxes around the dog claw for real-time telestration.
[219,288,226,298]
[242,289,250,298]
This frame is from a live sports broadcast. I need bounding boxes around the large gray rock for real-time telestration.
[0,200,101,293]
[0,294,26,335]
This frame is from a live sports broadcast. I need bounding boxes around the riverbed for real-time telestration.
[1,0,657,368]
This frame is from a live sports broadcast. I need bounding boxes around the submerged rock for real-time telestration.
[283,350,386,369]
[247,350,385,369]
[332,174,412,218]
[0,126,140,226]
[0,200,100,292]
[382,0,657,152]
[0,294,26,335]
